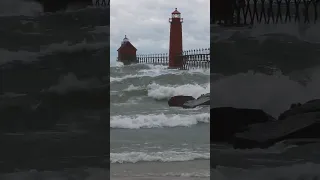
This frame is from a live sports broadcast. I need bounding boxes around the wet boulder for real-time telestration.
[182,93,210,108]
[168,95,195,107]
[278,99,320,120]
[233,100,320,149]
[211,107,275,142]
[233,111,320,149]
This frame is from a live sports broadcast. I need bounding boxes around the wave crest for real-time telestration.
[110,113,210,129]
[147,83,210,100]
[111,151,209,163]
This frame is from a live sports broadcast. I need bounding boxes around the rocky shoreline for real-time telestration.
[167,94,320,149]
[211,99,320,149]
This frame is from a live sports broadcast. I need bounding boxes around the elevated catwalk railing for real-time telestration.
[212,0,320,26]
[137,48,210,70]
[94,0,110,7]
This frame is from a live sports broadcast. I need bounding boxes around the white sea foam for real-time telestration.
[188,68,210,75]
[111,151,209,163]
[147,82,210,100]
[123,84,143,91]
[110,64,209,83]
[112,169,210,179]
[164,171,210,178]
[110,113,210,129]
[139,64,180,76]
[110,61,124,67]
[142,64,210,76]
[110,74,140,83]
[212,162,320,180]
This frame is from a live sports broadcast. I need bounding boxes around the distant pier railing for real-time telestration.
[137,53,169,66]
[137,48,210,70]
[213,0,320,26]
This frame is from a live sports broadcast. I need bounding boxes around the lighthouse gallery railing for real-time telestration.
[213,0,320,25]
[137,48,210,70]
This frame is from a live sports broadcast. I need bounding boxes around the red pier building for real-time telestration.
[117,35,137,65]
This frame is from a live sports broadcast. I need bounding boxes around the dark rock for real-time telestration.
[290,103,301,109]
[211,107,275,143]
[278,99,320,120]
[168,96,195,107]
[233,111,320,149]
[212,99,320,149]
[182,93,210,108]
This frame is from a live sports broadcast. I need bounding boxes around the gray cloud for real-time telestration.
[110,0,210,63]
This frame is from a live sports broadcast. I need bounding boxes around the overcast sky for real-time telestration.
[110,0,210,64]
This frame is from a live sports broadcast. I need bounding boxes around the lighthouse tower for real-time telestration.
[169,8,183,68]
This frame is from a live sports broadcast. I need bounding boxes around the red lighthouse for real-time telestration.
[169,8,183,68]
[117,35,137,65]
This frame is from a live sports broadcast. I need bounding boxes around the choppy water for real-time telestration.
[211,23,320,180]
[110,63,210,179]
[0,2,110,179]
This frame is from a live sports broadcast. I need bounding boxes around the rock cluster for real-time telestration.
[211,99,320,149]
